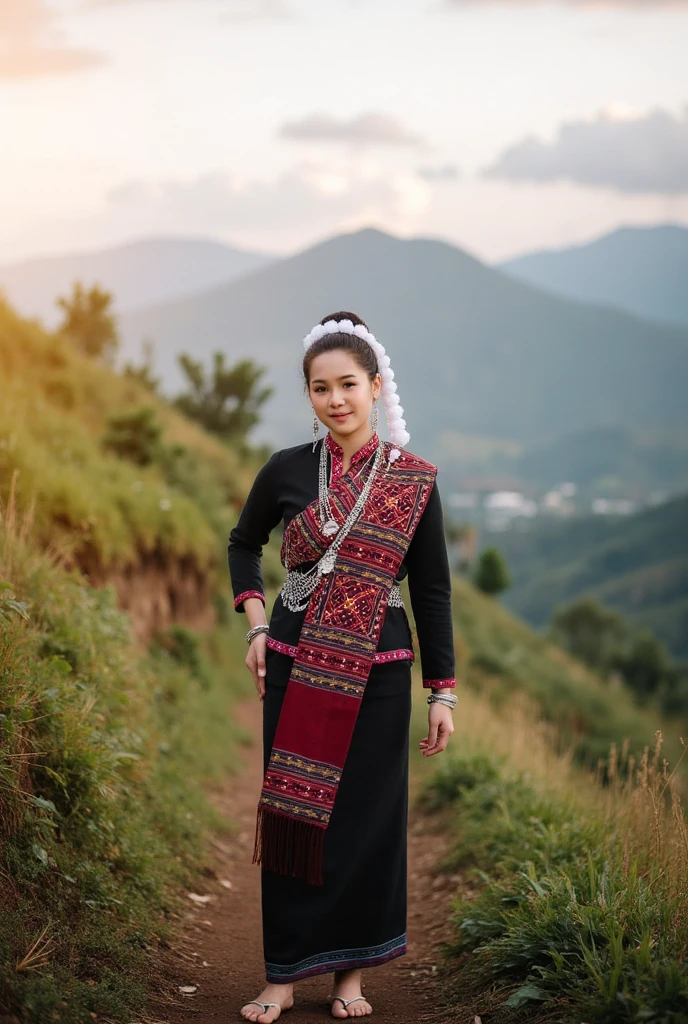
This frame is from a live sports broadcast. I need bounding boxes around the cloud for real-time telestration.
[88,0,293,17]
[483,106,688,195]
[0,0,105,80]
[100,163,432,250]
[417,163,461,181]
[445,1,688,7]
[279,112,424,148]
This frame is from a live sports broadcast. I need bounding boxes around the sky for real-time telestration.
[1,0,687,265]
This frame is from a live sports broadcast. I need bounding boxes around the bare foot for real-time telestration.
[241,982,294,1022]
[329,968,372,1018]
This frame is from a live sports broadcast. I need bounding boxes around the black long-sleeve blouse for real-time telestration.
[227,431,456,688]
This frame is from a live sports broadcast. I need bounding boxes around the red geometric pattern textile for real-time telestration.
[266,635,415,665]
[254,437,437,886]
[234,589,266,611]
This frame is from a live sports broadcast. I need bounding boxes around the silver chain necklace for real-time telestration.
[280,441,385,612]
[318,439,377,536]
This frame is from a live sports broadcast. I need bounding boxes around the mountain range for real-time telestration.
[500,224,688,329]
[3,224,687,489]
[115,228,688,462]
[0,237,274,326]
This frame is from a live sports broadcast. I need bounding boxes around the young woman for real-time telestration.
[228,312,457,1022]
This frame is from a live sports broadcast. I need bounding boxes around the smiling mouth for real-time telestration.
[330,412,351,419]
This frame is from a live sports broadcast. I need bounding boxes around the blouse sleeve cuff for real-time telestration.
[423,677,456,689]
[234,590,266,612]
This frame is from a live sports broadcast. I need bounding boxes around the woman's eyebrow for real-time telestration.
[311,374,358,384]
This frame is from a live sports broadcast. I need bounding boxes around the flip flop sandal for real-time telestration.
[243,1001,291,1017]
[330,995,371,1013]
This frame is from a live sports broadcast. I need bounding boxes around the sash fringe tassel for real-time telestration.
[253,806,325,886]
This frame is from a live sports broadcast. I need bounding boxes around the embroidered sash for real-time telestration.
[253,438,437,885]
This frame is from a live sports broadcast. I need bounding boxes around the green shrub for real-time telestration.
[424,749,688,1022]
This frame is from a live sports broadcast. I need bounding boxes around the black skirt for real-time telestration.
[260,646,413,983]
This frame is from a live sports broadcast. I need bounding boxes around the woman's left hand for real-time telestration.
[419,703,454,757]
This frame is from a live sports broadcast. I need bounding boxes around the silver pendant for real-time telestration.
[322,519,339,536]
[320,550,336,574]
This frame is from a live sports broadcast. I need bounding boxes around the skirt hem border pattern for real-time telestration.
[264,932,407,983]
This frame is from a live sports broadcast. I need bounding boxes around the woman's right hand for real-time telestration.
[245,632,267,700]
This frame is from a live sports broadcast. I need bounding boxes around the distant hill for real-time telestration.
[0,237,275,326]
[501,424,688,497]
[119,227,688,460]
[499,224,688,328]
[493,493,688,659]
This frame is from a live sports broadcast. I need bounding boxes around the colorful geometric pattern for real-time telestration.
[256,438,437,884]
[266,635,414,665]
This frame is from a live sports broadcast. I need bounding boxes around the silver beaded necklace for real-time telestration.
[280,440,385,612]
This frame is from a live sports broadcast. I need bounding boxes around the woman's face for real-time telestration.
[308,349,381,440]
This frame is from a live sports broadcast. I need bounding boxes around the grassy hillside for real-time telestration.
[434,574,687,780]
[493,494,688,658]
[415,680,688,1022]
[0,297,259,577]
[0,298,271,1020]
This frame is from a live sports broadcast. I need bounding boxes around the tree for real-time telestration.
[173,352,273,445]
[473,546,510,596]
[56,282,118,364]
[123,338,161,393]
[549,597,624,675]
[101,407,163,466]
[611,630,674,705]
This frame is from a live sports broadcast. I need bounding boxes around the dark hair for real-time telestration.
[302,311,379,388]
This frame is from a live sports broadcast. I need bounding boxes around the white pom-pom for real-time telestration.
[379,353,391,369]
[388,448,402,463]
[337,319,354,334]
[323,320,341,335]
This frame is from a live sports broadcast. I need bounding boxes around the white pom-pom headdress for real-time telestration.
[302,318,410,448]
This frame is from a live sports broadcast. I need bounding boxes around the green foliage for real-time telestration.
[0,537,253,1022]
[101,405,163,466]
[422,752,688,1022]
[549,598,682,711]
[473,546,510,596]
[122,338,161,393]
[611,629,675,705]
[174,351,274,445]
[497,494,688,659]
[550,597,625,675]
[56,282,119,364]
[448,577,685,775]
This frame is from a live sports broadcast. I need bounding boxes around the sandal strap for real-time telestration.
[246,1001,281,1011]
[332,995,366,1008]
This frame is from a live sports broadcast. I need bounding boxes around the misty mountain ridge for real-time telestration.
[0,236,275,326]
[118,226,688,468]
[499,224,688,328]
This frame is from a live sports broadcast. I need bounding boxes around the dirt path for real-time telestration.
[146,696,460,1024]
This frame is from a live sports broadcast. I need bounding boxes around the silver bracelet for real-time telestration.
[246,624,269,645]
[427,692,457,709]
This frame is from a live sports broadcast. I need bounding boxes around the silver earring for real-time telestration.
[371,399,379,433]
[312,410,320,451]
